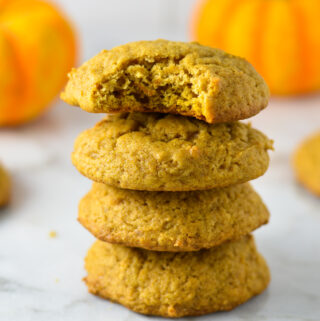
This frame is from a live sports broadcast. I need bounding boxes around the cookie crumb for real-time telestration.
[189,145,199,158]
[49,230,57,238]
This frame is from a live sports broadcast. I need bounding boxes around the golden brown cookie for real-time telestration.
[0,164,10,207]
[79,182,269,251]
[72,113,273,191]
[61,39,269,124]
[85,235,270,318]
[293,131,320,196]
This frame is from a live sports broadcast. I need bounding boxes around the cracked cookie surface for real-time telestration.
[61,39,269,123]
[79,182,269,251]
[72,112,273,191]
[85,235,270,318]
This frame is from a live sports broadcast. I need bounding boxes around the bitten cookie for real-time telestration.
[61,39,269,123]
[85,235,270,318]
[79,182,269,251]
[293,131,320,196]
[72,113,273,191]
[0,164,10,207]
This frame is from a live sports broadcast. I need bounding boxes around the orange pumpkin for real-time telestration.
[191,0,320,95]
[0,0,76,125]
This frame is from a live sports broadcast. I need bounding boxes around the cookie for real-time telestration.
[79,182,269,251]
[72,113,273,191]
[293,131,320,196]
[0,164,10,207]
[84,235,270,318]
[61,39,269,124]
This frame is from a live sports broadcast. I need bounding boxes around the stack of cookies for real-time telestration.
[61,40,273,318]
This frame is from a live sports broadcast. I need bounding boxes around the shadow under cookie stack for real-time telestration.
[61,40,273,318]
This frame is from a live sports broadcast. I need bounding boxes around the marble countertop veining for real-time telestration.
[0,97,320,321]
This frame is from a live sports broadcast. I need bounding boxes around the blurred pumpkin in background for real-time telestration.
[0,0,76,126]
[191,0,320,96]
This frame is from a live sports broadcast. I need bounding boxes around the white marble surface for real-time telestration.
[0,97,320,321]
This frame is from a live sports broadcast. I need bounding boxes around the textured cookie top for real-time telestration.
[293,131,320,196]
[85,235,270,318]
[61,39,269,123]
[72,113,273,191]
[79,183,269,251]
[0,164,10,207]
